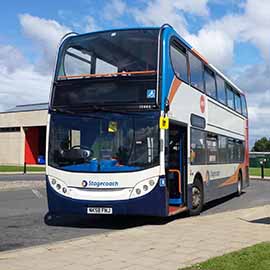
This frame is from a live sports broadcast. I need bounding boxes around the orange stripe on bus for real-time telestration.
[58,70,157,79]
[191,48,208,64]
[168,77,182,104]
[168,169,181,193]
[219,164,244,187]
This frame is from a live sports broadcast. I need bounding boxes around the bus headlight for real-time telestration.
[48,176,69,196]
[130,177,158,199]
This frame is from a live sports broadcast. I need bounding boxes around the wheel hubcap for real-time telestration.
[192,186,201,209]
[238,179,241,193]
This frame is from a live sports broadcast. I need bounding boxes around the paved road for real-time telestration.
[0,174,45,182]
[0,180,269,252]
[202,180,270,215]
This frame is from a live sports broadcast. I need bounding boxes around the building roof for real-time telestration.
[4,102,48,113]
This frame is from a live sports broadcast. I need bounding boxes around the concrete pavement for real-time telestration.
[0,205,269,270]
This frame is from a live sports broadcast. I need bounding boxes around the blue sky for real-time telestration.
[0,0,261,67]
[0,0,269,146]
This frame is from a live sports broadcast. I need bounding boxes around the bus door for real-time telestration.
[166,124,187,206]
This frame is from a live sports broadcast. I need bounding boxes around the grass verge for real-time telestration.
[0,165,45,172]
[249,167,270,177]
[181,242,270,270]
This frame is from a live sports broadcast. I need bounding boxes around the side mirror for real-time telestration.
[165,102,170,113]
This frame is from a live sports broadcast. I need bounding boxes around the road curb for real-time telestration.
[0,172,45,175]
[250,176,270,181]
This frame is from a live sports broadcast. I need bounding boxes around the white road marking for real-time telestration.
[31,189,43,199]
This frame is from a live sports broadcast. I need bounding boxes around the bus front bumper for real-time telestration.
[46,177,168,217]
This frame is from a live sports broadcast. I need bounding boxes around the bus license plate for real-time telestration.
[87,207,113,215]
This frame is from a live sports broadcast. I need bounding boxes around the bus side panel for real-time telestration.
[46,176,168,217]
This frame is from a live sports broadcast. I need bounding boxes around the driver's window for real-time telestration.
[70,129,81,147]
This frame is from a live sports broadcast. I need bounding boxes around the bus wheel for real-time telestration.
[189,180,204,216]
[236,172,242,196]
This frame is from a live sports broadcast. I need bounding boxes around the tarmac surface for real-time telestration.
[0,173,45,182]
[0,179,269,252]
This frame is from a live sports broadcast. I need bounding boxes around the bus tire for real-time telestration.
[189,178,204,216]
[236,172,242,196]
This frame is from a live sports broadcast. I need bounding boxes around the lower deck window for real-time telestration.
[191,129,206,164]
[191,128,245,165]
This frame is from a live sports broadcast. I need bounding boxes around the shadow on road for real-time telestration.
[203,191,246,212]
[44,211,189,229]
[44,192,245,229]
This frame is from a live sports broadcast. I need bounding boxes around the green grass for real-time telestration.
[249,167,270,177]
[0,165,45,172]
[181,242,270,270]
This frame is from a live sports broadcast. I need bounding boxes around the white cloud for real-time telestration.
[0,64,51,112]
[0,14,71,111]
[239,0,270,60]
[85,16,100,32]
[131,0,210,37]
[174,0,209,16]
[103,0,127,21]
[131,0,235,69]
[185,28,234,69]
[0,45,26,73]
[188,0,270,69]
[233,63,270,146]
[132,0,188,36]
[19,14,71,74]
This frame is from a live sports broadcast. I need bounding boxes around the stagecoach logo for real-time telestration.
[82,180,88,188]
[81,180,119,188]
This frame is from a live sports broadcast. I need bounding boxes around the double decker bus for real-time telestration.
[45,25,249,220]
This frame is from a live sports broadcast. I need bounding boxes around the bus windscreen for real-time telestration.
[52,29,159,107]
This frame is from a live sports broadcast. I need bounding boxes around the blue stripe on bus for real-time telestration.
[46,176,168,217]
[161,27,175,111]
[161,26,193,110]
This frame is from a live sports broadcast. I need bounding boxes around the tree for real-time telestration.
[252,137,270,152]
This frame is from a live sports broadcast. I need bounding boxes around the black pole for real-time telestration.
[261,162,264,180]
[23,162,26,174]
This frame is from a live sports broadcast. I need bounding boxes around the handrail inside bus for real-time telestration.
[58,70,157,80]
[168,169,181,193]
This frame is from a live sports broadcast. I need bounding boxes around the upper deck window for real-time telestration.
[235,92,242,114]
[216,75,226,105]
[188,52,204,91]
[226,85,235,110]
[56,29,159,80]
[241,95,248,117]
[52,29,159,108]
[204,67,216,98]
[170,42,188,82]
